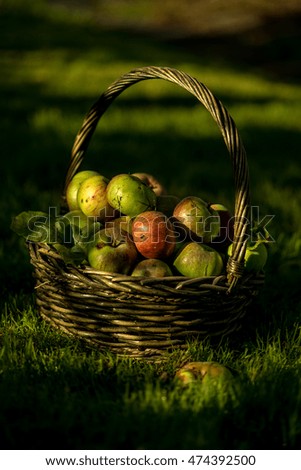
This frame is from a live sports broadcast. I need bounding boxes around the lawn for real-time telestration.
[0,0,301,450]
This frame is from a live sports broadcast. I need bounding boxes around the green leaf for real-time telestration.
[251,222,273,244]
[10,211,61,244]
[54,217,74,246]
[53,244,88,266]
[11,210,102,248]
[57,212,102,248]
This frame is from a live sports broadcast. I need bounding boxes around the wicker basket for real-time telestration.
[28,66,265,359]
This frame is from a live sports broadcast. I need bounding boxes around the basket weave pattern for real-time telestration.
[28,66,264,359]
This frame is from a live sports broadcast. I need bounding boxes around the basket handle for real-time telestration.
[63,66,250,290]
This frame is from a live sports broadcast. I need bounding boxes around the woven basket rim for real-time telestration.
[29,241,264,296]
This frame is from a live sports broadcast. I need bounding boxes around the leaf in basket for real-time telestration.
[251,223,273,244]
[76,219,102,244]
[58,211,102,252]
[10,211,63,244]
[54,218,73,246]
[53,243,88,266]
[70,222,102,254]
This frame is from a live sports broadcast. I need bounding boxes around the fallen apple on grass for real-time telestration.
[175,361,233,385]
[106,173,157,217]
[87,227,138,274]
[131,258,173,277]
[66,170,100,211]
[132,210,177,259]
[173,241,224,277]
[173,196,220,243]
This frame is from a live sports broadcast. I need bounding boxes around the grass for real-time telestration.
[1,294,301,449]
[0,0,301,450]
[1,294,300,449]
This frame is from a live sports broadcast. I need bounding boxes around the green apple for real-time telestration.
[173,241,224,277]
[87,227,138,274]
[131,258,173,277]
[176,361,233,385]
[106,173,157,217]
[66,170,99,211]
[175,369,196,385]
[228,240,268,273]
[77,174,113,221]
[173,196,220,243]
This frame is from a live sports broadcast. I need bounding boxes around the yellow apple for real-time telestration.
[77,174,114,221]
[66,170,99,211]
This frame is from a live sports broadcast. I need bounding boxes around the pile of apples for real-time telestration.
[63,169,267,278]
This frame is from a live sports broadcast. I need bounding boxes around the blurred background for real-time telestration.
[1,0,301,316]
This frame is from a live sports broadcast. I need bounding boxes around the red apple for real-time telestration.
[132,210,176,259]
[209,203,234,250]
[131,259,173,277]
[66,170,99,211]
[131,172,166,196]
[173,241,224,277]
[77,174,114,221]
[173,196,220,244]
[87,227,138,274]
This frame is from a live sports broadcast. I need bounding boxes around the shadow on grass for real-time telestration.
[0,354,300,449]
